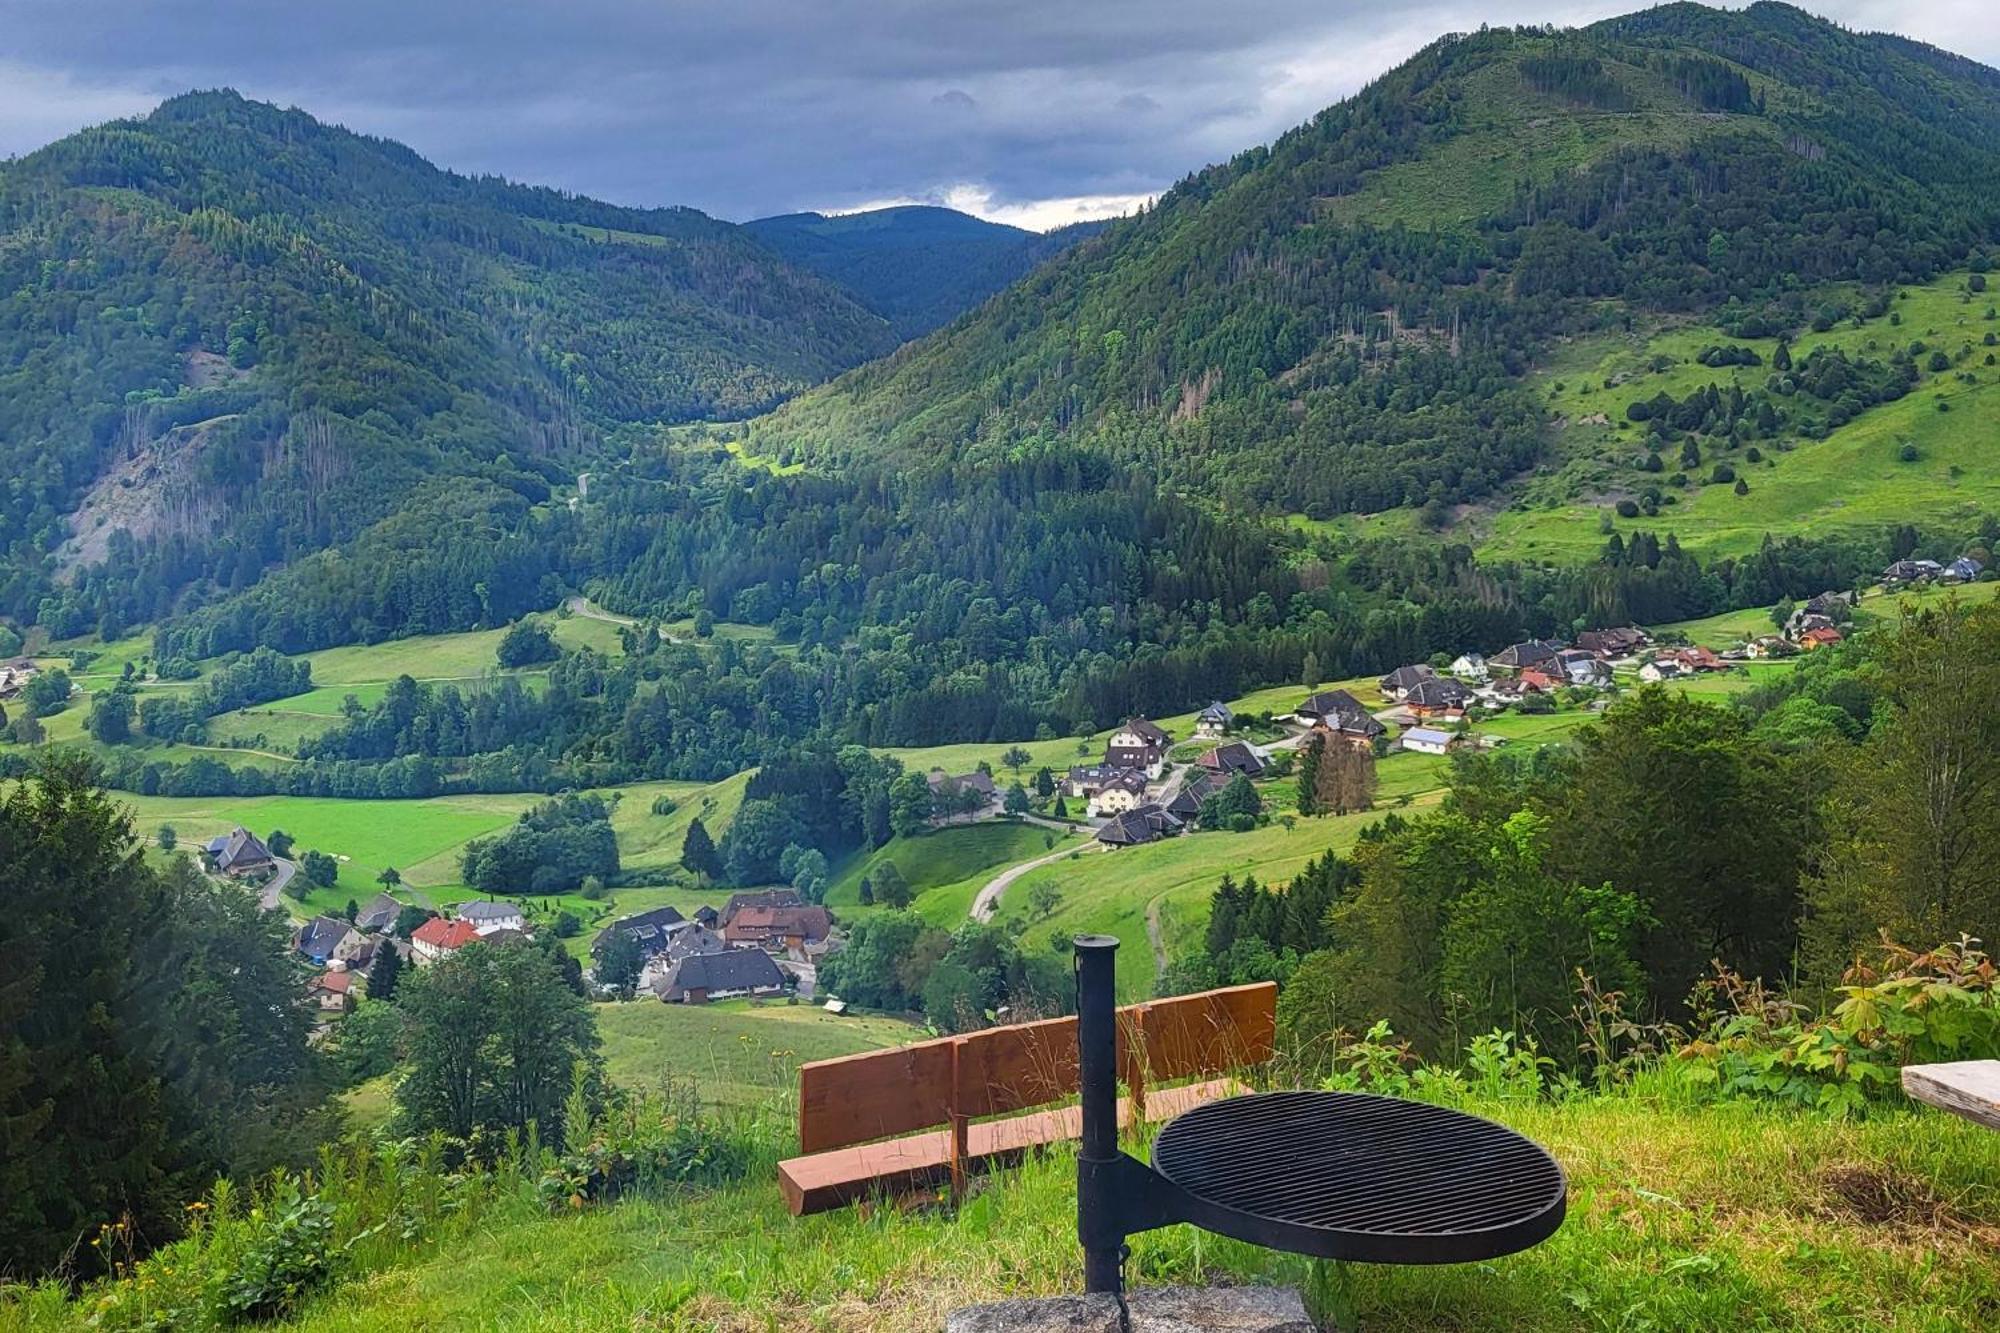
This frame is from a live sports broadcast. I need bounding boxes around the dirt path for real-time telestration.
[971,837,1098,922]
[1145,896,1169,977]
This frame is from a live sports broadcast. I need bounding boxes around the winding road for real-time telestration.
[970,835,1099,922]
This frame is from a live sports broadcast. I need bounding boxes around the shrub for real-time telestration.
[216,1178,339,1323]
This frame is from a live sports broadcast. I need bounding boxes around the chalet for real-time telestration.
[1799,626,1844,651]
[1085,768,1150,817]
[658,948,786,1004]
[1665,646,1726,673]
[1517,669,1560,693]
[721,889,803,926]
[1449,652,1490,683]
[308,967,355,1014]
[1400,727,1461,757]
[295,915,359,965]
[411,916,481,965]
[1638,659,1683,683]
[1573,627,1649,659]
[1746,635,1800,660]
[332,930,380,969]
[457,899,526,935]
[1801,591,1854,620]
[1377,664,1438,701]
[1786,611,1837,639]
[927,768,998,807]
[1165,772,1215,822]
[1065,763,1146,799]
[1563,657,1615,688]
[0,663,32,700]
[1489,639,1565,674]
[204,827,275,877]
[1884,558,1943,583]
[1105,718,1172,778]
[1295,690,1384,742]
[1197,741,1266,779]
[1946,556,1986,582]
[353,893,402,935]
[1404,676,1472,717]
[594,905,687,959]
[1194,701,1234,739]
[724,904,832,952]
[1096,804,1184,848]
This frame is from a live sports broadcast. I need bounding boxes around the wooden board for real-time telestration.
[797,1033,958,1154]
[1138,983,1277,1083]
[1903,1059,2000,1132]
[778,1079,1244,1215]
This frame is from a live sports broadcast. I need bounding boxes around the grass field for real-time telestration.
[594,998,922,1107]
[825,821,1071,924]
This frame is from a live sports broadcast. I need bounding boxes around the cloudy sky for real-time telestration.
[1,1,1991,229]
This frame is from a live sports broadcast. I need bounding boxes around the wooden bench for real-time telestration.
[1902,1059,2000,1131]
[779,982,1276,1215]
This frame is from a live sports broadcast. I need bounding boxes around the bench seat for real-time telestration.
[779,1078,1243,1215]
[1902,1059,2000,1132]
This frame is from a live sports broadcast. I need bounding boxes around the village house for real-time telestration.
[1883,558,1943,583]
[1449,652,1490,683]
[664,922,727,962]
[1638,659,1684,683]
[926,767,998,810]
[1165,772,1215,822]
[1489,639,1566,674]
[353,893,402,935]
[1799,625,1844,651]
[1095,803,1184,848]
[204,827,275,878]
[1664,646,1726,673]
[1376,664,1438,701]
[1104,718,1172,778]
[1400,727,1463,757]
[720,888,803,927]
[1562,656,1616,688]
[0,661,35,700]
[594,905,687,959]
[723,903,832,953]
[295,915,361,966]
[1295,690,1385,743]
[456,899,526,935]
[657,948,787,1004]
[1573,627,1649,659]
[1197,741,1267,780]
[1404,676,1473,718]
[1085,768,1149,817]
[1066,762,1146,798]
[1194,701,1233,739]
[308,966,355,1014]
[1517,668,1560,693]
[1745,635,1800,660]
[1945,555,1985,582]
[411,916,481,965]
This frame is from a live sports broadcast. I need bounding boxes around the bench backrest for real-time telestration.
[798,982,1276,1154]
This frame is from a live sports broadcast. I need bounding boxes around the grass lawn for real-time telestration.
[593,998,922,1108]
[826,821,1071,924]
[610,771,751,871]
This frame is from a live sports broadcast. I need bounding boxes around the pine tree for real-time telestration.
[1297,733,1326,815]
[680,816,723,883]
[858,875,875,906]
[367,943,402,1003]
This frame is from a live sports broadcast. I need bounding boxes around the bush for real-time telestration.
[649,793,679,817]
[496,620,559,669]
[216,1178,339,1323]
[1614,499,1640,518]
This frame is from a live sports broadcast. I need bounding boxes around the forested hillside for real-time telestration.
[0,91,898,635]
[752,3,2000,522]
[745,206,1104,339]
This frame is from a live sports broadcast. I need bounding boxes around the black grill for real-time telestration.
[1071,934,1567,1297]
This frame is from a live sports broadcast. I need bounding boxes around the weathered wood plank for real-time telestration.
[1901,1060,2000,1132]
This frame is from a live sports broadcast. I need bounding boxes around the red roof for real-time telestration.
[312,970,353,993]
[412,917,480,951]
[1801,626,1844,646]
[1518,670,1558,691]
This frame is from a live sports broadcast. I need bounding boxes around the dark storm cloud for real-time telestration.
[0,2,1987,227]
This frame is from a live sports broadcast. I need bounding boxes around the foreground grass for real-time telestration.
[34,1077,1991,1332]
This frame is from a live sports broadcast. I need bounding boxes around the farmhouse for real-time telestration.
[1197,741,1266,779]
[1799,626,1844,650]
[1563,657,1616,687]
[721,889,803,926]
[665,922,726,961]
[353,893,402,934]
[1295,689,1384,742]
[1377,664,1438,701]
[1085,770,1150,817]
[1638,659,1683,683]
[307,968,355,1014]
[658,948,786,1004]
[926,768,997,808]
[1883,558,1942,583]
[724,904,832,952]
[295,915,360,965]
[1664,646,1726,673]
[1946,556,1985,582]
[456,899,526,935]
[1404,676,1472,717]
[1400,727,1462,756]
[411,916,480,965]
[1095,804,1184,848]
[594,905,687,959]
[1573,627,1648,658]
[1194,701,1233,738]
[1165,772,1215,822]
[1104,717,1172,777]
[1449,652,1490,682]
[204,827,275,877]
[1517,668,1560,693]
[1490,639,1565,673]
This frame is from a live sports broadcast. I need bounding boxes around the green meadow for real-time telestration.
[593,999,922,1108]
[825,821,1070,924]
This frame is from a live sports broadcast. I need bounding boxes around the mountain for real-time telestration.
[751,3,2000,524]
[745,205,1106,339]
[0,90,899,633]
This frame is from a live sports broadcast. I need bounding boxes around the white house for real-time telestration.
[1638,660,1683,683]
[1087,773,1149,818]
[457,899,526,935]
[1105,718,1172,778]
[1195,701,1233,739]
[1400,727,1460,756]
[1449,653,1489,683]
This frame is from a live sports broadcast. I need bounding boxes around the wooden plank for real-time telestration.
[778,1079,1244,1215]
[797,1034,958,1153]
[1141,982,1276,1083]
[1903,1060,2000,1132]
[954,1015,1080,1118]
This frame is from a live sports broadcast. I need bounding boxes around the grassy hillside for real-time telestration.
[594,1000,921,1108]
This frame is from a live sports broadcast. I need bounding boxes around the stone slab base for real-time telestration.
[945,1285,1314,1332]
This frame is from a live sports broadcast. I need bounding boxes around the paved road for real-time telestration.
[971,837,1100,922]
[258,857,298,912]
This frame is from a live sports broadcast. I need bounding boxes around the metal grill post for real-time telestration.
[1073,934,1123,1295]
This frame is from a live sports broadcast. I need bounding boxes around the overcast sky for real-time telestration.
[1,2,1991,229]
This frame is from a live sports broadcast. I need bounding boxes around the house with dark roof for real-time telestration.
[1082,767,1150,817]
[720,889,803,926]
[658,948,787,1004]
[1377,664,1438,701]
[1563,657,1616,688]
[1449,652,1489,683]
[1489,639,1565,673]
[926,768,998,808]
[693,905,720,928]
[295,915,359,965]
[1104,718,1172,777]
[353,893,403,934]
[594,905,688,959]
[1946,556,1985,582]
[1165,772,1216,822]
[1197,741,1266,779]
[723,904,832,952]
[457,899,526,935]
[1095,804,1184,848]
[665,923,726,962]
[1574,627,1649,658]
[205,827,275,877]
[1195,701,1233,739]
[1404,677,1473,717]
[1295,690,1384,741]
[1884,558,1943,583]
